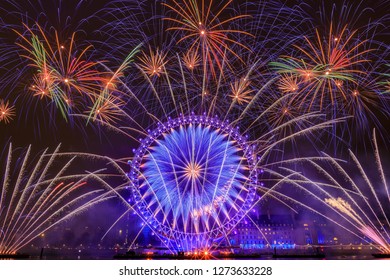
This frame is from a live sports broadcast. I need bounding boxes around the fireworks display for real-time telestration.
[270,130,390,254]
[0,144,117,255]
[129,115,257,250]
[0,0,389,257]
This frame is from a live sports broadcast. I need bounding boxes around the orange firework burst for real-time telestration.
[277,74,300,94]
[138,46,168,78]
[88,94,125,124]
[266,93,304,138]
[270,24,372,110]
[29,71,54,99]
[229,78,253,105]
[182,49,200,70]
[163,0,252,77]
[0,100,16,124]
[15,23,108,118]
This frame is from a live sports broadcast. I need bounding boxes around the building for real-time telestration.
[230,212,295,249]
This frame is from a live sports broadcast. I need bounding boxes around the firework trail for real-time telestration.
[0,144,122,254]
[268,129,390,253]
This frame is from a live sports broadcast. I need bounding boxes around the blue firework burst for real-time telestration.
[130,115,257,250]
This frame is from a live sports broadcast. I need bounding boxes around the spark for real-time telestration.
[0,100,16,124]
[229,78,253,105]
[88,94,125,124]
[138,46,167,78]
[277,74,300,93]
[183,49,200,70]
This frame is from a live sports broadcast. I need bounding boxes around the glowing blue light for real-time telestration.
[140,124,246,226]
[130,116,258,251]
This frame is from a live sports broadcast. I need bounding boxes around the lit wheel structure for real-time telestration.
[129,114,258,251]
